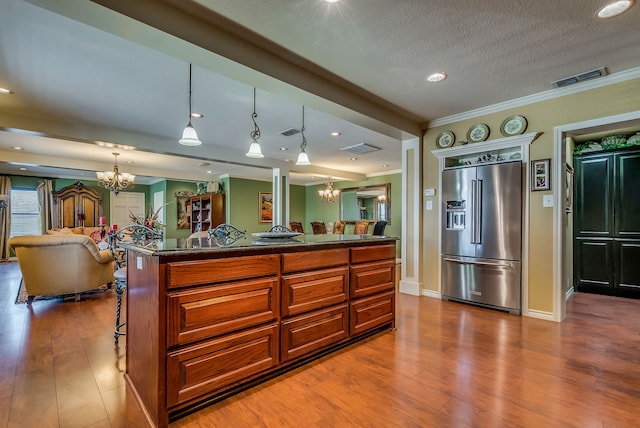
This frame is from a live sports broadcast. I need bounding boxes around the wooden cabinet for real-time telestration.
[189,193,225,233]
[574,149,640,297]
[52,181,103,228]
[126,239,396,427]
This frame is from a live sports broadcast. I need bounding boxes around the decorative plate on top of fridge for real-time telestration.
[500,115,528,136]
[467,123,490,143]
[436,131,455,148]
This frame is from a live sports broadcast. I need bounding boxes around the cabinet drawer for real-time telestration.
[350,244,396,264]
[282,249,349,273]
[167,323,278,407]
[281,304,348,363]
[167,254,279,289]
[350,291,394,336]
[282,266,348,317]
[167,277,279,347]
[350,260,395,299]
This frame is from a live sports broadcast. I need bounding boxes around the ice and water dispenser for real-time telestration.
[445,200,466,230]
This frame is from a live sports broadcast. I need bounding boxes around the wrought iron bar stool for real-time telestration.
[108,224,163,344]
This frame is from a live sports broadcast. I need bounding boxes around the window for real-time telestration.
[10,189,42,237]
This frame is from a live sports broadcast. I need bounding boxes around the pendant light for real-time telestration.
[179,64,202,146]
[245,87,264,158]
[295,105,311,166]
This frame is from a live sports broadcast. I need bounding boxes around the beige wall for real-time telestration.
[423,77,640,314]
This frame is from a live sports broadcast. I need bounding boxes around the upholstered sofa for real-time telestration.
[8,234,115,304]
[47,226,104,245]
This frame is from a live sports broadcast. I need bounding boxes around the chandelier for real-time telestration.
[96,152,135,195]
[318,179,340,203]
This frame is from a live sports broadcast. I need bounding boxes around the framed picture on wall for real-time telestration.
[259,192,273,223]
[531,158,551,191]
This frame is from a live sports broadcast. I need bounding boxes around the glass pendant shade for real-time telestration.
[179,121,202,146]
[296,150,310,166]
[246,140,264,158]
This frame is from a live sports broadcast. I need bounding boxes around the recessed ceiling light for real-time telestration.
[126,161,135,164]
[11,146,23,150]
[350,157,358,161]
[206,170,212,174]
[325,0,339,3]
[280,147,288,151]
[426,72,447,83]
[19,167,27,171]
[199,162,210,167]
[597,0,634,17]
[191,112,204,118]
[382,164,390,168]
[331,132,341,137]
[0,87,13,94]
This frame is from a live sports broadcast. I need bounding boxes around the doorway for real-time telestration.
[555,111,640,320]
[110,191,145,228]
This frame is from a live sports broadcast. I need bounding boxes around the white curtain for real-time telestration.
[37,179,54,233]
[0,176,12,260]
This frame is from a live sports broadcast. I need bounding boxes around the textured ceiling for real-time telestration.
[0,0,638,184]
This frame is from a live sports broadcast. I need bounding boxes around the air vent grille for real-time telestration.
[552,67,607,88]
[279,128,300,136]
[340,143,381,155]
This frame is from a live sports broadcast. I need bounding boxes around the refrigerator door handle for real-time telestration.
[443,257,513,269]
[476,179,483,244]
[470,180,477,244]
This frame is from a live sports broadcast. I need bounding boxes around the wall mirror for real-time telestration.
[339,183,390,223]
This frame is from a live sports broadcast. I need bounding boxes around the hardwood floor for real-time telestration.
[1,260,639,427]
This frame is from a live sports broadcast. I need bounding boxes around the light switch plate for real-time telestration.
[136,256,143,270]
[426,200,433,210]
[543,195,554,208]
[424,188,436,197]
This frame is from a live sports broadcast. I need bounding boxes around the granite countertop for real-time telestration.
[123,233,397,257]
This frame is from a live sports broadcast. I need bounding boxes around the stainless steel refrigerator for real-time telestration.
[441,161,522,314]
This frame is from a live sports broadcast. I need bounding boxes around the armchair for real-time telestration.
[8,234,114,305]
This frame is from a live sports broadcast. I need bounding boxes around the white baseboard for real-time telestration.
[399,279,420,296]
[526,309,555,321]
[421,289,441,299]
[565,287,574,300]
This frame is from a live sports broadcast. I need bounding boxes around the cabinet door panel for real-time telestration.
[282,267,348,317]
[615,152,640,237]
[350,260,395,299]
[574,155,612,237]
[575,239,613,289]
[618,241,640,290]
[167,324,278,407]
[167,277,279,347]
[281,304,348,362]
[350,291,395,336]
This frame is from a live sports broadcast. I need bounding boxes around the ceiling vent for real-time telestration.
[340,143,381,155]
[552,67,607,88]
[279,128,300,137]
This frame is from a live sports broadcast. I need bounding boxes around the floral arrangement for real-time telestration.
[128,202,172,231]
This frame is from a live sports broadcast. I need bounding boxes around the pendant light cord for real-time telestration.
[300,105,307,151]
[188,64,193,119]
[251,87,260,140]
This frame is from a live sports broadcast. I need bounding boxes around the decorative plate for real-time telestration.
[467,123,490,142]
[500,115,528,136]
[251,231,302,239]
[436,131,455,148]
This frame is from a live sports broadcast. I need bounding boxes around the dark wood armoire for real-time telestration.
[52,181,104,228]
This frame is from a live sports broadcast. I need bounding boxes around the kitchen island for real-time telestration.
[123,233,398,427]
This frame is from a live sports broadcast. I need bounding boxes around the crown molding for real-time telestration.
[430,67,640,128]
